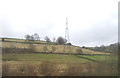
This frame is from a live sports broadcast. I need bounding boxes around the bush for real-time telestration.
[51,46,57,53]
[43,46,48,52]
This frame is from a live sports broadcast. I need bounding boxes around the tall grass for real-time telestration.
[2,64,10,76]
[2,62,118,76]
[37,61,58,76]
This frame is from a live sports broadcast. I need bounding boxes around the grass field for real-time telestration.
[78,54,118,62]
[2,54,93,63]
[1,38,109,54]
[1,38,47,44]
[2,53,118,76]
[1,38,117,76]
[2,41,109,55]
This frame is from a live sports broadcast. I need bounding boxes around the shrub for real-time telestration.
[43,46,48,52]
[51,46,57,53]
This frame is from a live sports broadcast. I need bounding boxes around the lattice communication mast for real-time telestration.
[64,17,71,53]
[65,17,70,43]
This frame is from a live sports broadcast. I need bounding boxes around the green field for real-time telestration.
[2,53,118,76]
[2,54,93,64]
[3,53,117,63]
[78,55,118,62]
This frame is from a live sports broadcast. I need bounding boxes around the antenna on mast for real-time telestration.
[64,17,71,53]
[65,17,70,43]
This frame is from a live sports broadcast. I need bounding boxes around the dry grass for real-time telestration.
[3,38,47,44]
[2,42,108,54]
[82,48,110,55]
[2,62,117,76]
[37,61,57,76]
[2,63,10,76]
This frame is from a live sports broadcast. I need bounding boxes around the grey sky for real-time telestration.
[0,0,119,47]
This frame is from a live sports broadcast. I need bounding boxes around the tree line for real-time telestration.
[82,43,119,55]
[25,33,71,45]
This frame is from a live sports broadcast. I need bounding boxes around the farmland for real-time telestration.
[1,38,118,76]
[1,38,109,54]
[2,53,118,76]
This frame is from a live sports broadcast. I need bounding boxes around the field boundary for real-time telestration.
[1,40,51,45]
[75,55,99,62]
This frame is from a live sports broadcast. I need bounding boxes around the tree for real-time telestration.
[43,46,48,52]
[25,34,34,41]
[25,34,35,42]
[67,43,72,45]
[51,46,57,53]
[82,46,85,48]
[56,36,67,45]
[34,33,40,40]
[25,34,31,41]
[44,36,51,42]
[30,35,35,41]
[99,45,106,52]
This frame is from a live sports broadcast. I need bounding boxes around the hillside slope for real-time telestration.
[1,38,109,55]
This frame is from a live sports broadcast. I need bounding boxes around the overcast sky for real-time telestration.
[0,0,119,47]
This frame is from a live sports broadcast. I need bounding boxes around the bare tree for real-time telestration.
[25,34,31,41]
[34,33,40,40]
[25,34,35,41]
[44,36,51,42]
[30,35,35,41]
